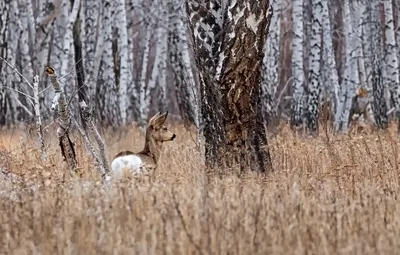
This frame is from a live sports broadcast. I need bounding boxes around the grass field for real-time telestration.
[0,122,400,255]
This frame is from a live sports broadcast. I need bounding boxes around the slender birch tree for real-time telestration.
[138,2,154,127]
[320,0,339,125]
[0,0,9,125]
[97,0,118,125]
[186,0,273,172]
[383,0,400,131]
[306,0,323,133]
[335,1,364,132]
[261,0,281,126]
[168,0,199,128]
[115,0,131,125]
[291,0,306,129]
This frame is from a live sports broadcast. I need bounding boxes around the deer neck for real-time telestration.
[141,134,162,165]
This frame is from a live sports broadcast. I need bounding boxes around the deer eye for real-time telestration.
[163,127,167,131]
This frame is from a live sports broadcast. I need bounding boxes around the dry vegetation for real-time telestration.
[1,122,400,255]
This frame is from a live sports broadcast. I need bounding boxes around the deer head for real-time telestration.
[147,111,176,142]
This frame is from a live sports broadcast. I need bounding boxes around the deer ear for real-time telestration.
[153,111,168,127]
[149,111,162,126]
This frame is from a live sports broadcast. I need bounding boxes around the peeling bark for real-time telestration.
[306,0,323,133]
[186,0,273,173]
[45,66,78,176]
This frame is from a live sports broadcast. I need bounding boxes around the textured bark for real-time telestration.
[138,8,153,127]
[156,4,169,111]
[97,0,118,126]
[335,1,363,132]
[321,0,339,127]
[73,13,89,131]
[82,0,100,95]
[115,0,131,124]
[45,67,78,176]
[0,0,9,125]
[33,75,46,160]
[60,0,81,77]
[79,101,110,175]
[306,0,323,133]
[261,0,281,126]
[383,0,400,131]
[290,0,305,128]
[186,0,273,173]
[367,2,388,129]
[168,0,199,128]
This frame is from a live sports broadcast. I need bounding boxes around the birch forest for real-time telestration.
[0,0,399,135]
[2,1,400,253]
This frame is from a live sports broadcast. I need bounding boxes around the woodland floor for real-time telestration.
[0,121,400,254]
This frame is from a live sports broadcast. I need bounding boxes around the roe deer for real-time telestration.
[109,111,176,179]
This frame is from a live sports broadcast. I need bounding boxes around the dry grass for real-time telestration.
[1,122,400,255]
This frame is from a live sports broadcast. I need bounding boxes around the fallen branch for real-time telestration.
[45,66,78,176]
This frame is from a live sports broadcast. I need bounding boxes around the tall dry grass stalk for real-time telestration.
[0,123,400,254]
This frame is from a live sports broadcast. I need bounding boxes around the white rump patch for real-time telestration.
[110,155,143,179]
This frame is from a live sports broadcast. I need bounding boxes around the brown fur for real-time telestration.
[112,111,176,170]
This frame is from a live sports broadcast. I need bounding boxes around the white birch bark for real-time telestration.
[33,75,46,160]
[60,0,81,79]
[6,1,21,122]
[18,0,33,84]
[126,0,138,119]
[306,0,323,133]
[290,0,305,127]
[138,17,153,127]
[383,0,400,127]
[261,0,281,125]
[169,0,200,127]
[0,0,9,124]
[178,17,199,128]
[99,0,118,124]
[156,5,169,110]
[115,0,131,124]
[35,0,57,82]
[148,23,165,114]
[53,0,70,73]
[82,0,101,98]
[336,1,364,132]
[321,0,340,115]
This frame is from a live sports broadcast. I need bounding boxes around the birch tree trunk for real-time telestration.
[73,10,89,131]
[82,0,100,98]
[97,0,118,125]
[335,1,363,132]
[306,0,323,133]
[60,0,81,79]
[3,0,21,124]
[186,0,273,173]
[156,4,169,111]
[0,0,9,125]
[291,0,306,129]
[115,0,131,125]
[383,0,400,131]
[168,0,199,128]
[321,0,339,126]
[138,6,153,127]
[261,0,281,126]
